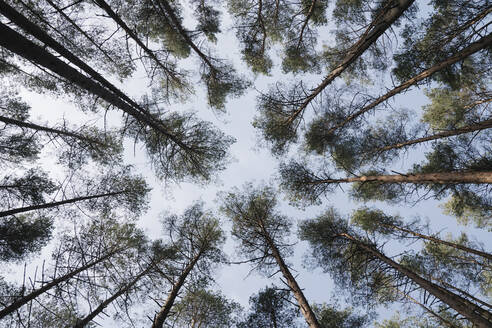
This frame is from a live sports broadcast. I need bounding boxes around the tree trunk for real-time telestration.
[370,118,492,154]
[263,232,321,328]
[92,0,180,83]
[341,233,492,328]
[0,19,190,152]
[309,171,492,185]
[154,0,216,71]
[0,0,143,116]
[325,32,492,134]
[296,0,318,48]
[0,248,120,319]
[43,0,117,65]
[0,190,126,218]
[152,252,202,328]
[74,265,152,328]
[0,115,104,146]
[287,0,415,124]
[384,224,492,261]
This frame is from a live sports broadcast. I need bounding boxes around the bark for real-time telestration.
[0,190,126,218]
[325,32,492,134]
[0,248,121,319]
[309,171,492,185]
[74,265,152,328]
[287,0,415,124]
[341,233,492,328]
[262,229,321,328]
[0,21,191,152]
[384,224,492,261]
[92,0,180,82]
[152,252,202,328]
[0,115,105,146]
[370,118,492,154]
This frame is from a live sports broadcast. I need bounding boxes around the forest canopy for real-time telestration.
[0,0,491,327]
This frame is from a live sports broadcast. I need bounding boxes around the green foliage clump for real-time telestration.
[0,214,53,262]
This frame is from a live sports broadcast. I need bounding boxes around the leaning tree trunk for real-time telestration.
[286,0,415,124]
[0,0,145,116]
[0,115,105,147]
[342,233,492,328]
[325,31,492,135]
[74,265,152,328]
[262,230,322,328]
[0,248,121,319]
[309,171,492,185]
[43,0,117,65]
[370,118,492,154]
[383,224,492,261]
[152,251,203,328]
[0,18,190,152]
[154,0,216,71]
[92,0,181,83]
[0,190,126,218]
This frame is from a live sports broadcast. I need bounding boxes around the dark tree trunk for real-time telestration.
[74,265,152,328]
[384,224,492,261]
[151,252,202,328]
[0,190,126,218]
[0,248,121,319]
[341,233,492,328]
[92,0,180,82]
[0,115,104,146]
[0,21,190,152]
[371,118,492,154]
[155,0,216,71]
[309,171,492,185]
[262,230,321,328]
[287,0,415,124]
[325,32,492,134]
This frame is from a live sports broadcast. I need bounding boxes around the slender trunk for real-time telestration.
[309,171,492,185]
[155,0,216,71]
[341,233,492,328]
[370,118,492,154]
[92,0,180,82]
[0,0,143,116]
[0,21,190,152]
[152,252,202,328]
[262,231,321,328]
[44,0,117,65]
[0,115,104,146]
[296,0,317,48]
[287,0,415,124]
[325,32,492,134]
[0,190,126,218]
[384,224,492,261]
[0,248,120,319]
[74,265,152,328]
